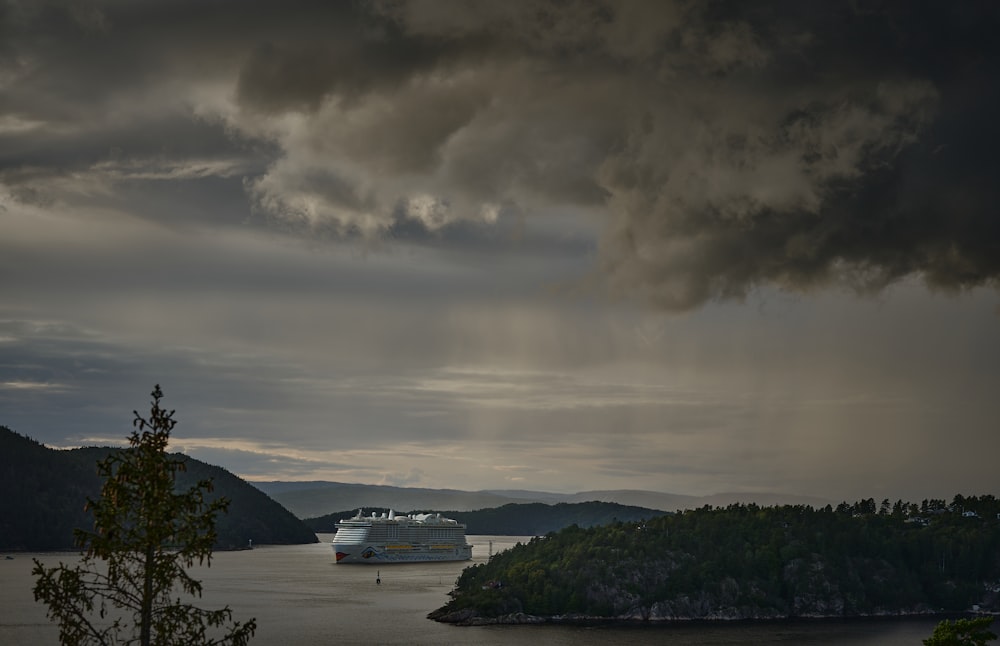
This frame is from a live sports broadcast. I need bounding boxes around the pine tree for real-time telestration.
[32,385,256,645]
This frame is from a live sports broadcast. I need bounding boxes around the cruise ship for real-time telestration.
[331,509,473,564]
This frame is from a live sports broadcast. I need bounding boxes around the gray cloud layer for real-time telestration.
[5,0,997,308]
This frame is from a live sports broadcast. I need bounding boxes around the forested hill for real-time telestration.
[0,425,318,550]
[304,501,670,535]
[432,498,1000,624]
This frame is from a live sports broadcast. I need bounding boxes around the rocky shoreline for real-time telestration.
[428,607,985,627]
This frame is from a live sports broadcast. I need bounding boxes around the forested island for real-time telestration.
[0,425,318,550]
[304,501,669,536]
[431,497,1000,625]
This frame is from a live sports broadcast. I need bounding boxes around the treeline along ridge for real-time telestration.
[432,496,1000,623]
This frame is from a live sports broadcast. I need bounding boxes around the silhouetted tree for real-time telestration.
[32,386,256,646]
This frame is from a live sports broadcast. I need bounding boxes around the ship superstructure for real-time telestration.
[331,509,473,563]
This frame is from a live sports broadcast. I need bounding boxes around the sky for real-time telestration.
[2,0,999,503]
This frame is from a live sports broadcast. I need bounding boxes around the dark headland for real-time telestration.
[0,425,318,551]
[430,498,1000,625]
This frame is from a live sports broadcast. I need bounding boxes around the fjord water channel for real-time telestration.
[2,534,941,645]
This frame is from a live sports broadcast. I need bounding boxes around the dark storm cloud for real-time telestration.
[3,0,999,307]
[234,18,461,115]
[594,2,1000,308]
[239,0,1000,308]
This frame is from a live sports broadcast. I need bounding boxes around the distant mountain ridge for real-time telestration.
[250,480,833,519]
[0,425,318,550]
[304,501,672,536]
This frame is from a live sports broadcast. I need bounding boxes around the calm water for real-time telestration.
[2,534,940,645]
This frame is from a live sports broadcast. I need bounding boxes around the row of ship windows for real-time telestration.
[370,528,462,540]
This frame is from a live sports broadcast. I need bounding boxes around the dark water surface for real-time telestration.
[2,534,940,644]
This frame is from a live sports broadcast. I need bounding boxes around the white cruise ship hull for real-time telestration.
[332,543,472,564]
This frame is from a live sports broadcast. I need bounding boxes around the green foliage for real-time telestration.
[924,617,997,646]
[437,500,1000,621]
[32,386,257,646]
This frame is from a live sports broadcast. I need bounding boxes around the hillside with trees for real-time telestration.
[431,497,1000,624]
[0,425,317,550]
[305,501,670,535]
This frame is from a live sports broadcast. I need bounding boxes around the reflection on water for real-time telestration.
[1,535,940,645]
